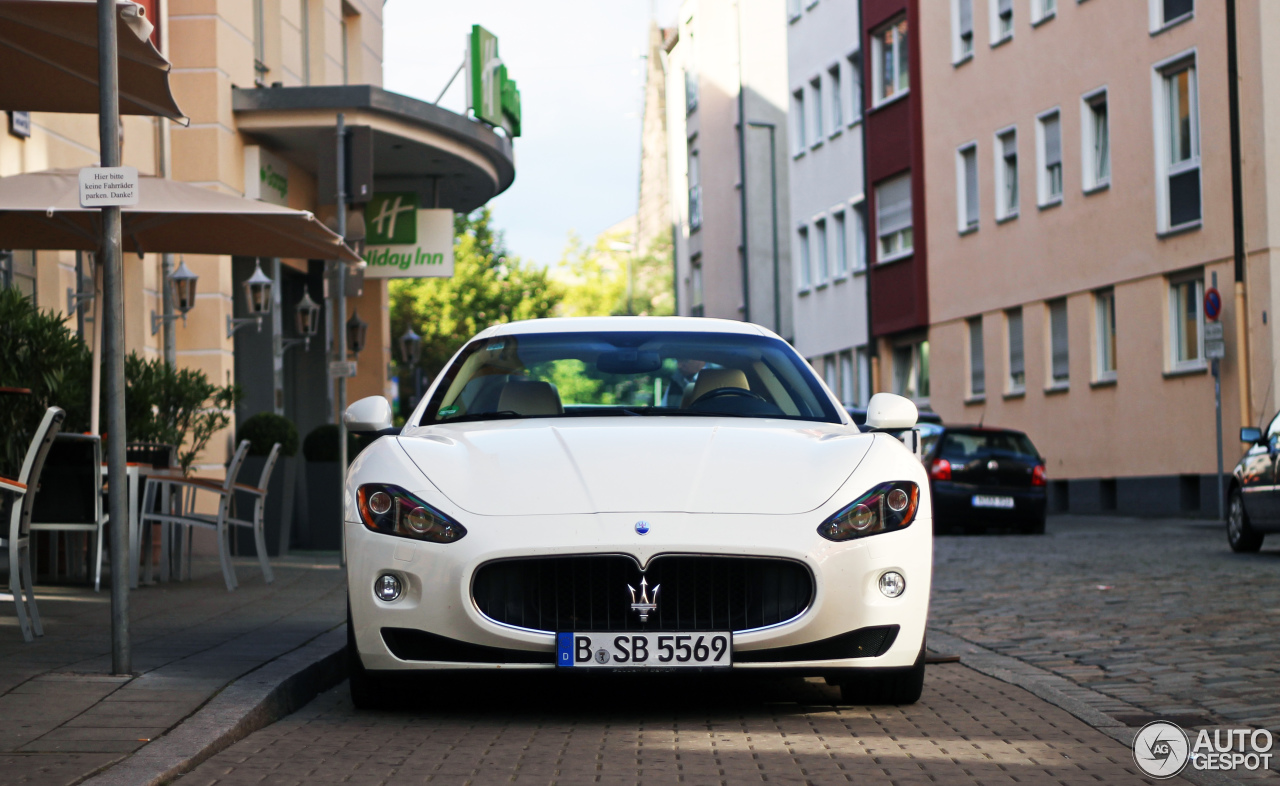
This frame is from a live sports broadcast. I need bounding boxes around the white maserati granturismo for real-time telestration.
[342,317,931,707]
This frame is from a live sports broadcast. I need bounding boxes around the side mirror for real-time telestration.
[344,396,393,433]
[1241,427,1264,444]
[865,393,918,430]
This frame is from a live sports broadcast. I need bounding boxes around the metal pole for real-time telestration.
[335,114,348,567]
[75,251,86,339]
[734,5,750,323]
[1226,0,1252,429]
[1214,358,1224,522]
[749,122,780,335]
[98,0,130,676]
[161,254,175,366]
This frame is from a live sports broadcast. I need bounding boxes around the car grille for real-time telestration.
[471,554,813,633]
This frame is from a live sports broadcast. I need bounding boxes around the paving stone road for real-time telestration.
[172,515,1280,786]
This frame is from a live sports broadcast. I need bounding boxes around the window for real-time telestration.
[856,347,871,405]
[957,143,979,231]
[1154,0,1193,30]
[991,0,1013,43]
[839,351,855,406]
[798,226,811,289]
[1169,274,1204,368]
[829,65,843,130]
[811,77,824,143]
[848,53,862,123]
[995,128,1019,219]
[852,200,867,270]
[1007,307,1025,393]
[690,255,704,317]
[0,250,36,298]
[814,218,829,284]
[1156,58,1200,230]
[833,210,848,276]
[893,339,930,402]
[823,355,838,396]
[876,172,913,262]
[688,147,702,230]
[1038,110,1063,205]
[968,316,985,397]
[1082,89,1110,190]
[954,0,974,62]
[793,89,807,152]
[1048,298,1069,386]
[1033,0,1056,24]
[788,0,802,20]
[685,69,699,114]
[871,17,909,106]
[1095,288,1116,380]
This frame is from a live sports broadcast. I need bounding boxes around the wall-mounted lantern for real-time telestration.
[346,309,368,357]
[283,286,322,353]
[227,259,274,337]
[151,258,201,335]
[399,326,422,366]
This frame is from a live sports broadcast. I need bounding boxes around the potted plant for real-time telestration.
[235,412,299,557]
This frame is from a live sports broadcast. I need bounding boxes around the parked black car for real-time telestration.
[924,426,1047,534]
[1227,418,1280,552]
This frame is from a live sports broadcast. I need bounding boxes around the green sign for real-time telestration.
[365,192,419,245]
[468,24,522,138]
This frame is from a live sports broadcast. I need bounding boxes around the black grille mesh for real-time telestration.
[472,555,813,633]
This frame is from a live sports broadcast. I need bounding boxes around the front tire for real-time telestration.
[347,604,392,710]
[838,646,925,705]
[1227,487,1264,553]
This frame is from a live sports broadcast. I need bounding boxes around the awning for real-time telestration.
[0,0,184,121]
[233,85,515,213]
[0,169,360,262]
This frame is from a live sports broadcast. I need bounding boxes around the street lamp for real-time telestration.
[282,286,322,352]
[227,259,274,337]
[399,325,424,411]
[151,258,200,335]
[346,309,368,357]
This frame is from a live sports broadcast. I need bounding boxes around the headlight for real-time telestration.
[818,481,920,542]
[356,484,467,543]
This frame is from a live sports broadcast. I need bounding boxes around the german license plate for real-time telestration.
[972,494,1015,509]
[556,632,731,668]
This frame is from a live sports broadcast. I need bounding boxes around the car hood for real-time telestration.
[396,417,873,516]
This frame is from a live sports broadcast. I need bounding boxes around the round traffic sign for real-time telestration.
[1205,287,1222,321]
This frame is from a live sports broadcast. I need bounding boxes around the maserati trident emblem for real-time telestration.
[627,576,660,622]
[635,520,650,535]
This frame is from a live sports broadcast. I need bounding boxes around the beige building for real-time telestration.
[2,1,515,545]
[921,0,1280,516]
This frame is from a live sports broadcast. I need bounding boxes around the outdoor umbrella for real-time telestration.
[0,0,183,120]
[0,169,362,262]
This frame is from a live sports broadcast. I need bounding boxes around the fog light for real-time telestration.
[879,571,906,598]
[375,573,402,602]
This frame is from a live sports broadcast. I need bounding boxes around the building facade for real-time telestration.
[786,0,870,406]
[920,0,1280,516]
[665,0,794,338]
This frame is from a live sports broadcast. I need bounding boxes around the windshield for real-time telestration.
[937,430,1039,461]
[419,330,843,425]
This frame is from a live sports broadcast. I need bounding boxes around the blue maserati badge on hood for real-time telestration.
[635,520,650,535]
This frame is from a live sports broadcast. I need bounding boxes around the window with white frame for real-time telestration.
[1155,57,1201,231]
[811,77,824,143]
[856,347,871,404]
[829,65,843,129]
[1153,0,1193,31]
[1007,307,1025,393]
[839,352,855,407]
[833,210,848,276]
[793,89,806,152]
[968,316,985,397]
[690,255,704,317]
[954,0,974,62]
[876,172,913,262]
[1033,0,1056,24]
[991,0,1013,44]
[848,53,863,123]
[1169,273,1204,368]
[853,200,867,270]
[688,147,702,230]
[871,17,909,107]
[893,339,930,402]
[1095,287,1117,380]
[1048,298,1069,386]
[995,128,1019,219]
[815,217,829,284]
[1082,89,1110,190]
[957,143,979,231]
[1038,110,1063,205]
[798,225,811,289]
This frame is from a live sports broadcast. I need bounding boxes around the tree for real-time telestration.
[389,208,561,384]
[553,227,674,318]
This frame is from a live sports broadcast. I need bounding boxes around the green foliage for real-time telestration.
[390,208,561,381]
[302,424,372,463]
[0,288,91,478]
[123,353,241,474]
[237,412,299,457]
[553,228,674,318]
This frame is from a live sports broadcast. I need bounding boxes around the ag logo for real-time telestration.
[1133,721,1189,779]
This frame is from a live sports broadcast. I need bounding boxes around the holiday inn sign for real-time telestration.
[363,192,455,278]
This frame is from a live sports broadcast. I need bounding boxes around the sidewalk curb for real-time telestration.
[928,629,1246,786]
[79,625,348,786]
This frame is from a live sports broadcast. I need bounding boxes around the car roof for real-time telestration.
[476,316,776,339]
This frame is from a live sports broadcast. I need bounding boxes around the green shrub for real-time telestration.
[237,412,299,457]
[302,424,372,463]
[124,353,241,474]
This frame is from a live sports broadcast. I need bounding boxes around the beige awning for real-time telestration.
[0,0,184,121]
[0,169,361,262]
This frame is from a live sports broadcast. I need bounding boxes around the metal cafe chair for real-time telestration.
[226,441,281,586]
[0,407,64,641]
[29,434,110,591]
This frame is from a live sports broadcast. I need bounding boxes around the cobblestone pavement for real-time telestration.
[177,664,1173,785]
[931,516,1280,735]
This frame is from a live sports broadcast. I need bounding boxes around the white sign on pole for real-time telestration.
[1205,322,1226,359]
[78,166,140,207]
[329,360,357,379]
[362,208,455,279]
